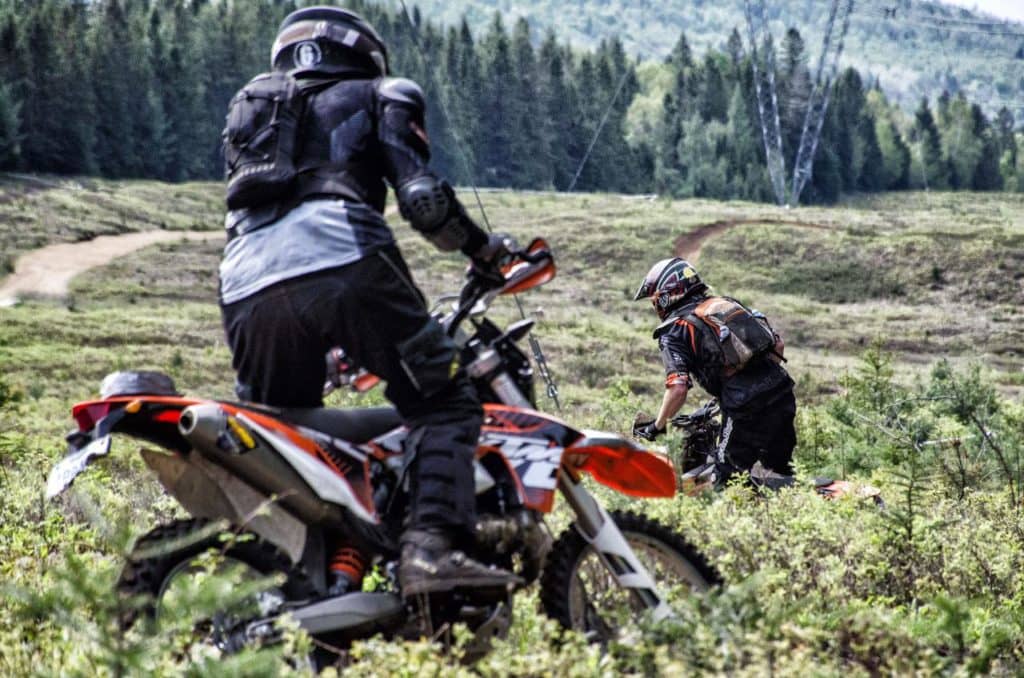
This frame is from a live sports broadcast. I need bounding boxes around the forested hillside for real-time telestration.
[403,0,1024,117]
[0,0,1021,203]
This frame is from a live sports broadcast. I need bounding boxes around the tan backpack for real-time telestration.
[688,296,779,372]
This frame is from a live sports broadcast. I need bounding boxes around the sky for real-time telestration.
[933,0,1024,23]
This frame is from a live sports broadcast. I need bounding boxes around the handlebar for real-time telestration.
[671,399,720,428]
[443,238,555,337]
[324,237,553,396]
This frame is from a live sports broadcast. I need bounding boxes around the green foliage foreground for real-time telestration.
[1,350,1022,675]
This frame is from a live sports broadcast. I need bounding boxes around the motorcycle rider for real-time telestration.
[633,258,796,488]
[218,7,518,597]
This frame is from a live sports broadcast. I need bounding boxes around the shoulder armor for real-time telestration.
[377,77,425,110]
[654,315,694,340]
[653,316,677,339]
[653,300,702,339]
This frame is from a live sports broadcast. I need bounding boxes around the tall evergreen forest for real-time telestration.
[0,0,1020,203]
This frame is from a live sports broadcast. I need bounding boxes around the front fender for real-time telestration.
[567,431,677,498]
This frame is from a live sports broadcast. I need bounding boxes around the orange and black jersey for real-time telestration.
[655,298,793,415]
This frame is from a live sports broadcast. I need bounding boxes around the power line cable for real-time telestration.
[394,0,562,410]
[857,0,1024,28]
[854,1,1024,37]
[566,67,632,193]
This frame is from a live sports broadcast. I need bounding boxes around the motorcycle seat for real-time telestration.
[281,406,404,444]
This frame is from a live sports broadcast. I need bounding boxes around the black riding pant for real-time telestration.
[717,388,797,477]
[220,246,481,538]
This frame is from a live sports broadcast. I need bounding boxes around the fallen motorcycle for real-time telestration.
[636,399,882,501]
[46,238,718,665]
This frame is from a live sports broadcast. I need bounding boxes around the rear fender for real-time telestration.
[61,397,377,525]
[565,430,677,498]
[72,396,200,452]
[47,396,202,500]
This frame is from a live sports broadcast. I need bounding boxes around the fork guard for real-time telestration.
[557,471,676,622]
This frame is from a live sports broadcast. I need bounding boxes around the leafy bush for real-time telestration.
[0,373,21,410]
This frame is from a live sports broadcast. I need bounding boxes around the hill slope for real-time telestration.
[398,0,1024,117]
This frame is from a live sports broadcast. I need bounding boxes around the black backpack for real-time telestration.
[222,71,310,211]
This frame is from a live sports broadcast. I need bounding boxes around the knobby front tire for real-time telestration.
[539,510,719,638]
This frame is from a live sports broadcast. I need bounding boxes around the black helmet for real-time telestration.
[634,257,707,320]
[271,6,389,78]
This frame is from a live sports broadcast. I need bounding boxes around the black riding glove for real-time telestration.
[469,233,514,290]
[633,420,666,441]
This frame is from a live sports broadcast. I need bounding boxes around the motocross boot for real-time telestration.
[398,528,523,597]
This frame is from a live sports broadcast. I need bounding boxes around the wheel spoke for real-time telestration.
[542,511,719,641]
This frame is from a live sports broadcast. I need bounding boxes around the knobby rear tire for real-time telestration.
[115,517,315,628]
[539,510,719,636]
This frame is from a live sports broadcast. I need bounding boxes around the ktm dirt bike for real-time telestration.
[638,399,881,501]
[46,239,718,664]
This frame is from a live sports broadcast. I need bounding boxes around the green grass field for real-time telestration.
[1,176,1023,674]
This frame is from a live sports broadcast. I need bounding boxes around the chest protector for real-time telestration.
[688,296,777,372]
[223,72,312,211]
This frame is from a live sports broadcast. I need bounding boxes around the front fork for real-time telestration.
[557,469,675,622]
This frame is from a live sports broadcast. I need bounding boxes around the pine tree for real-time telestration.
[56,1,96,174]
[725,28,744,78]
[508,18,548,188]
[698,53,728,123]
[831,68,867,191]
[538,31,575,190]
[857,111,885,191]
[156,1,208,181]
[90,0,141,176]
[940,93,984,190]
[437,20,482,184]
[725,82,765,199]
[913,97,949,190]
[656,31,695,194]
[479,13,514,187]
[808,108,842,203]
[0,81,21,169]
[865,90,910,190]
[779,27,812,171]
[970,104,1002,191]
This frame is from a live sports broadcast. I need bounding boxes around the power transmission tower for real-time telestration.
[790,0,856,205]
[743,0,788,206]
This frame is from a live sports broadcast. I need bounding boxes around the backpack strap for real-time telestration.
[652,299,702,339]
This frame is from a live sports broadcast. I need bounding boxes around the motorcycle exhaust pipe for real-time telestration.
[178,403,230,451]
[178,404,345,526]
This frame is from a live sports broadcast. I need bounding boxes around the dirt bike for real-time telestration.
[46,238,719,665]
[638,398,881,501]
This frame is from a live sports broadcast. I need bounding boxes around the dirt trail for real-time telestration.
[674,218,835,261]
[0,230,223,307]
[0,204,401,307]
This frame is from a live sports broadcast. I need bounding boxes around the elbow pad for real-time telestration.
[396,175,486,254]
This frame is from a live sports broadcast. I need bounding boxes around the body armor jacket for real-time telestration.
[226,75,483,256]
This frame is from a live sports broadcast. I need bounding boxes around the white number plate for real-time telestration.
[45,436,111,500]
